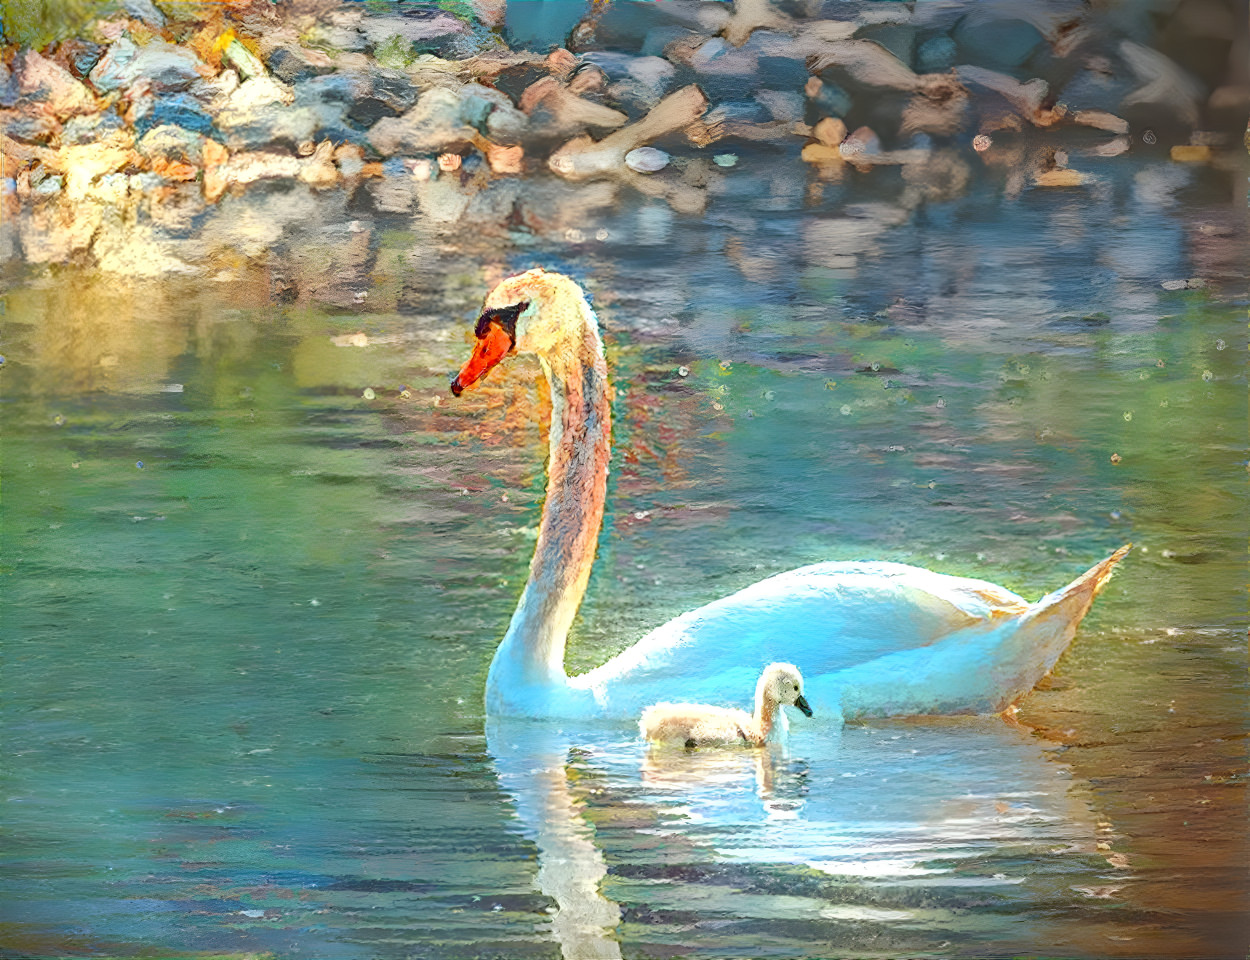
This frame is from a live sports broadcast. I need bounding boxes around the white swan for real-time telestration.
[640,662,813,747]
[451,268,1129,722]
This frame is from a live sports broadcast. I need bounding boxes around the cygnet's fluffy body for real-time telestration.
[640,662,812,747]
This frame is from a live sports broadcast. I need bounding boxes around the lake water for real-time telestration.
[2,153,1247,958]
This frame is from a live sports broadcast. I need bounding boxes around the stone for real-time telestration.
[90,38,208,95]
[520,76,625,139]
[813,116,847,146]
[624,146,669,173]
[953,11,1045,70]
[137,124,207,164]
[1170,144,1212,162]
[122,0,166,29]
[14,50,97,117]
[298,140,339,189]
[61,111,126,145]
[346,69,420,126]
[212,75,310,150]
[368,86,478,156]
[548,84,707,180]
[266,45,336,84]
[221,39,267,82]
[62,40,106,80]
[916,35,957,73]
[460,82,529,143]
[204,151,302,203]
[130,92,217,138]
[2,111,60,144]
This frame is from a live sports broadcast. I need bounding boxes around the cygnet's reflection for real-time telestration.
[487,717,1105,960]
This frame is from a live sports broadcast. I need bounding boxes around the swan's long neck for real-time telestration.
[487,313,611,699]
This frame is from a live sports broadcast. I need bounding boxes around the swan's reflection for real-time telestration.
[487,717,1105,959]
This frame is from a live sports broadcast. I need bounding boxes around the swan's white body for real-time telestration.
[453,269,1128,724]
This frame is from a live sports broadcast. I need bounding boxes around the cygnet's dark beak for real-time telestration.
[794,694,813,717]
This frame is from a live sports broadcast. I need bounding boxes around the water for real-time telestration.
[2,155,1246,958]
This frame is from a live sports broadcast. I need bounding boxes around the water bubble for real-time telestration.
[309,599,320,607]
[1215,339,1226,351]
[763,390,775,401]
[1110,510,1121,520]
[1142,129,1157,145]
[1122,411,1132,421]
[71,461,80,469]
[824,380,836,390]
[1160,398,1169,407]
[595,228,609,242]
[53,414,65,426]
[565,228,585,243]
[713,153,738,167]
[1201,370,1213,382]
[677,365,690,378]
[719,359,732,371]
[1110,453,1122,464]
[870,362,880,372]
[840,404,852,416]
[972,134,992,152]
[936,397,946,408]
[136,461,145,469]
[362,387,376,400]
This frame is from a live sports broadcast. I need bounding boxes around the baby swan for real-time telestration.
[640,662,813,748]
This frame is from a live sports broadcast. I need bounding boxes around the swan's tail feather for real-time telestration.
[1028,543,1131,627]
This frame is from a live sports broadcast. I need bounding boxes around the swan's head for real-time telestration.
[758,662,813,717]
[451,268,595,396]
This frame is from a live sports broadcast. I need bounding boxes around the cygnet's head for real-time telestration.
[451,269,595,395]
[758,662,813,717]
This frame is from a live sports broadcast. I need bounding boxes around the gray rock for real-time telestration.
[368,86,479,156]
[131,91,217,138]
[916,35,957,73]
[624,146,670,173]
[14,50,97,116]
[952,12,1045,70]
[123,0,165,28]
[89,38,206,94]
[347,69,420,126]
[266,45,336,84]
[3,112,59,144]
[137,124,207,163]
[359,11,470,49]
[460,82,528,142]
[61,111,126,145]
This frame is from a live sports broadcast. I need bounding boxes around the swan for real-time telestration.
[450,268,1130,723]
[640,662,813,747]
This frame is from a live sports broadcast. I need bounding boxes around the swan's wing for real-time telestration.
[575,562,1030,705]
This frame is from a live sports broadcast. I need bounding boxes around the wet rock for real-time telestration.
[1118,40,1203,129]
[549,83,707,180]
[813,116,847,146]
[1,112,60,145]
[298,140,338,189]
[137,124,208,164]
[756,89,804,123]
[804,76,852,122]
[204,150,302,203]
[365,158,415,212]
[222,39,268,83]
[585,52,676,114]
[305,11,368,54]
[956,65,1048,122]
[14,50,97,117]
[810,40,924,92]
[52,134,139,200]
[1072,110,1129,135]
[624,146,669,173]
[61,40,107,81]
[520,75,625,139]
[360,10,473,53]
[459,82,529,142]
[61,111,126,145]
[953,10,1046,70]
[479,140,524,175]
[122,0,166,29]
[213,75,309,151]
[917,34,957,73]
[89,37,207,95]
[130,91,217,138]
[368,86,478,156]
[266,44,336,84]
[343,69,420,126]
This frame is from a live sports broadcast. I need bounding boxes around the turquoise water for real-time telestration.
[2,161,1247,958]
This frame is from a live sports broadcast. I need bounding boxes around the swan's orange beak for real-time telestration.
[451,321,513,396]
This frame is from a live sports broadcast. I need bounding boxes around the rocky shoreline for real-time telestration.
[0,0,1245,276]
